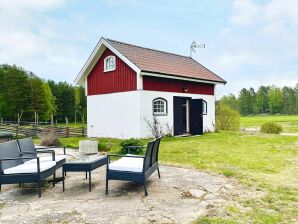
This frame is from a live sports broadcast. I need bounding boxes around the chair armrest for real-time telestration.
[36,146,66,155]
[21,150,56,161]
[0,156,38,161]
[107,154,145,159]
[107,154,144,165]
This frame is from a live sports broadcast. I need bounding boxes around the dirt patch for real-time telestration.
[0,149,262,223]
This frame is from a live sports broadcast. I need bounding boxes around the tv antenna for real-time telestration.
[190,41,205,58]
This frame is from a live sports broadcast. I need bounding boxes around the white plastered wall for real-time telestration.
[139,90,215,138]
[87,91,141,138]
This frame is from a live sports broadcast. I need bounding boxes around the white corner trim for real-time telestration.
[74,37,141,85]
[140,71,225,85]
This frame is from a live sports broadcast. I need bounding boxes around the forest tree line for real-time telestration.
[219,84,298,115]
[0,64,86,123]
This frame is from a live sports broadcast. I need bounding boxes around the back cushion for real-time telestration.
[18,137,36,154]
[0,141,22,172]
[143,141,154,171]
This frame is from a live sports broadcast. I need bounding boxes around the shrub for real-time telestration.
[98,142,113,152]
[260,122,283,134]
[119,138,144,154]
[145,116,164,138]
[40,131,61,146]
[216,104,240,131]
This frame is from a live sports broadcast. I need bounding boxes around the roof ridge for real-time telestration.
[105,38,191,59]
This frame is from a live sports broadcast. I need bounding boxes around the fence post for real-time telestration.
[16,125,19,139]
[66,127,69,138]
[82,126,85,136]
[1,118,3,126]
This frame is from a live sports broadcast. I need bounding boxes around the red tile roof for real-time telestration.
[106,38,226,84]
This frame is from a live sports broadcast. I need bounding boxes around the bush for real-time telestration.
[40,131,61,146]
[216,104,240,131]
[119,138,144,154]
[260,122,283,134]
[98,142,113,152]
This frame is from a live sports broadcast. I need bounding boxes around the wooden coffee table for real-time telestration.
[62,155,107,192]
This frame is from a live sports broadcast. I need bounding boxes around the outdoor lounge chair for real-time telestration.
[106,138,161,196]
[0,141,56,197]
[17,137,66,170]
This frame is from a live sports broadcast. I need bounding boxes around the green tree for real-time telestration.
[219,93,239,111]
[48,81,76,122]
[238,88,255,115]
[282,86,296,114]
[268,86,283,114]
[255,86,270,114]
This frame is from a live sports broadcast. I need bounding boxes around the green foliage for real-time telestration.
[119,138,144,154]
[219,93,239,111]
[269,86,283,114]
[216,104,240,131]
[98,141,113,152]
[40,131,61,146]
[260,122,283,134]
[220,84,298,116]
[0,64,86,123]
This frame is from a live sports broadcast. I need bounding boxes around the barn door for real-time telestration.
[173,97,188,135]
[189,99,203,135]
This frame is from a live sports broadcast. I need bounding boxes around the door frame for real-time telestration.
[173,96,191,136]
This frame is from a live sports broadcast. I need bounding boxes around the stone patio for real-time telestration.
[0,148,261,223]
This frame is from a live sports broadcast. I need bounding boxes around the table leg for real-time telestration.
[85,171,87,179]
[89,171,91,192]
[62,169,65,192]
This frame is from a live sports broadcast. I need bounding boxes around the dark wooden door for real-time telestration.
[189,99,203,135]
[173,97,188,135]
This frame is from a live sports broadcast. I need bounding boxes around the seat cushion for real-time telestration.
[109,157,144,172]
[24,155,67,164]
[3,161,56,175]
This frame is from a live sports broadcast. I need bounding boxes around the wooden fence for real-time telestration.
[0,124,87,138]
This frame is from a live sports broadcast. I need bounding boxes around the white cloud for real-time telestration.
[230,0,261,26]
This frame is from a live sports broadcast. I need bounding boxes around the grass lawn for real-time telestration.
[34,131,298,223]
[160,132,298,223]
[240,115,298,133]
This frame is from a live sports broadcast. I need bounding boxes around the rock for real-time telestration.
[188,189,206,199]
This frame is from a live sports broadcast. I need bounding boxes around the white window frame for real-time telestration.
[104,55,116,72]
[153,98,167,116]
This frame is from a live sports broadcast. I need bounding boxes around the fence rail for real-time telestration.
[0,123,87,138]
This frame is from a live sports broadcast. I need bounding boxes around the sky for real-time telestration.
[0,0,297,98]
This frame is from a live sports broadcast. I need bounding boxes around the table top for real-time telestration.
[65,154,106,164]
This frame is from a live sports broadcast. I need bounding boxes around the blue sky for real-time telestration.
[0,0,297,98]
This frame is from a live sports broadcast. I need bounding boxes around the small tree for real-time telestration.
[216,104,240,131]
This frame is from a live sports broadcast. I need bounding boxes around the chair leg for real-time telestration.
[0,184,2,191]
[85,171,88,179]
[62,170,65,192]
[38,181,41,198]
[144,182,148,196]
[105,178,108,195]
[157,167,161,178]
[89,171,91,192]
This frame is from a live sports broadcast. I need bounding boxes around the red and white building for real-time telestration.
[75,38,226,138]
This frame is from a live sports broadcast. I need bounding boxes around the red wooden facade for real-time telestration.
[143,76,214,95]
[87,49,137,95]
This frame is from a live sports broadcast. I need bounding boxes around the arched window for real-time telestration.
[153,98,167,116]
[104,56,116,72]
[202,100,207,115]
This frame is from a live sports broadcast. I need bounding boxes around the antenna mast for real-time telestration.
[190,41,205,58]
